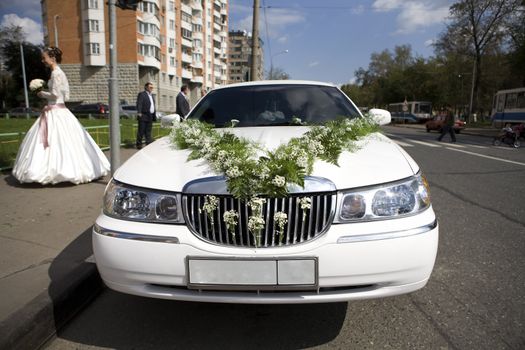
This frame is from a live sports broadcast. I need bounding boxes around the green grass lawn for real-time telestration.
[0,117,170,170]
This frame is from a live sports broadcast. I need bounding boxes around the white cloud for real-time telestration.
[308,61,319,67]
[277,36,288,44]
[1,14,43,44]
[234,7,305,40]
[424,38,435,47]
[372,0,450,35]
[351,5,365,15]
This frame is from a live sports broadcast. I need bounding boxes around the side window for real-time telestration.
[497,94,505,112]
[505,93,517,109]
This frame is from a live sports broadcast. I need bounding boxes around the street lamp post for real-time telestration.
[19,43,29,111]
[269,49,288,80]
[53,15,60,47]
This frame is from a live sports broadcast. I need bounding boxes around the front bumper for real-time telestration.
[93,207,438,304]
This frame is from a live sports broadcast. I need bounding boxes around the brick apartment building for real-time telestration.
[228,30,263,83]
[40,0,229,111]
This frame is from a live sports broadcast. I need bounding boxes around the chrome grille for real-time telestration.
[182,193,336,248]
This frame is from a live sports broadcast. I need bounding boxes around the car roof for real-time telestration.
[212,80,337,91]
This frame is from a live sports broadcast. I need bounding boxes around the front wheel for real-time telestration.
[513,140,520,148]
[493,139,501,146]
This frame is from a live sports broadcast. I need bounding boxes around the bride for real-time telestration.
[12,47,110,185]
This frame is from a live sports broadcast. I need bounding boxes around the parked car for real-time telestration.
[426,115,466,133]
[93,81,438,304]
[71,103,109,117]
[8,107,40,117]
[120,104,138,119]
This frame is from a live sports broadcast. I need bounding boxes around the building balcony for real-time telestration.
[193,46,203,54]
[181,37,193,48]
[220,30,227,37]
[213,34,221,42]
[181,20,192,32]
[181,3,192,15]
[192,31,203,40]
[220,8,227,15]
[182,68,192,79]
[139,55,161,70]
[191,75,204,83]
[191,60,203,69]
[191,0,202,10]
[213,22,221,31]
[167,66,176,76]
[214,46,221,54]
[192,16,203,25]
[182,52,193,64]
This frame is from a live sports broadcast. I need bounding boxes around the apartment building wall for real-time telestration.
[41,0,228,112]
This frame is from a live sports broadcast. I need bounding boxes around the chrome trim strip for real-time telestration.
[93,224,179,244]
[337,220,437,243]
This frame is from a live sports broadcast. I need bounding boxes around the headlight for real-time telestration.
[104,180,184,223]
[336,174,431,222]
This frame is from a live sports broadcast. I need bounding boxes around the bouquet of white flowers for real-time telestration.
[29,79,46,93]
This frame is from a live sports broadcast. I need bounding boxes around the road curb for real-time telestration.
[0,262,103,350]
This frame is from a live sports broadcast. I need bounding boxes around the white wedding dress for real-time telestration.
[12,66,110,184]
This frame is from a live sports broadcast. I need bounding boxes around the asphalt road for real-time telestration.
[45,126,525,350]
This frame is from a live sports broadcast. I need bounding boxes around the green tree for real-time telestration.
[0,24,47,109]
[266,66,290,80]
[435,0,522,120]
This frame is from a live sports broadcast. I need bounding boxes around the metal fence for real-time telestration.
[0,123,169,171]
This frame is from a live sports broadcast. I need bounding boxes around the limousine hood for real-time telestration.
[113,127,419,192]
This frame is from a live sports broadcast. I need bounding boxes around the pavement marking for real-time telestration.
[442,142,466,148]
[394,140,414,147]
[445,147,525,166]
[410,140,442,148]
[469,144,488,149]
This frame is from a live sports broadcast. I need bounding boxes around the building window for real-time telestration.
[169,95,174,108]
[87,20,99,32]
[169,19,175,30]
[169,38,175,48]
[86,0,98,9]
[182,12,192,23]
[181,28,192,39]
[138,43,160,60]
[169,1,175,12]
[170,56,175,67]
[86,42,100,55]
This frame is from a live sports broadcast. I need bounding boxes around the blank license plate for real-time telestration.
[187,257,317,290]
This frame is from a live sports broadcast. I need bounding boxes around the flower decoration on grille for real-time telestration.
[223,210,239,238]
[199,195,218,225]
[298,197,312,221]
[274,211,288,244]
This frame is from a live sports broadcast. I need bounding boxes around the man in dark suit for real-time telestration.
[176,84,190,118]
[136,82,156,149]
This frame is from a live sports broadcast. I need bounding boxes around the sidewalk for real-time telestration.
[390,122,500,138]
[0,148,137,350]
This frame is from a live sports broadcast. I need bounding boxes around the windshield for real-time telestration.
[187,84,361,127]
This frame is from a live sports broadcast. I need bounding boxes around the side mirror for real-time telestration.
[368,108,391,126]
[161,114,181,128]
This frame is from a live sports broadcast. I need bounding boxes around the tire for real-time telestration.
[493,139,501,146]
[513,140,520,148]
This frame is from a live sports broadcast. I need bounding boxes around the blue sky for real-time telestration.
[1,0,454,85]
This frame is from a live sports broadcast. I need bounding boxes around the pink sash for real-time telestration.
[39,104,66,148]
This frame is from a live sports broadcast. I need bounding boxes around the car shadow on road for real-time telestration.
[55,289,347,349]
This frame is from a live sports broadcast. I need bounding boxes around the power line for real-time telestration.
[262,0,272,62]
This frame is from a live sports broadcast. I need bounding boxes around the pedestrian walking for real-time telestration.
[176,85,190,118]
[136,82,156,149]
[12,46,110,185]
[437,107,456,142]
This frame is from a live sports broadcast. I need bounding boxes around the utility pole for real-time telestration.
[108,0,120,175]
[250,0,260,81]
[19,43,29,110]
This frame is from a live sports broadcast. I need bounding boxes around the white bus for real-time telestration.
[388,101,432,123]
[491,87,525,128]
